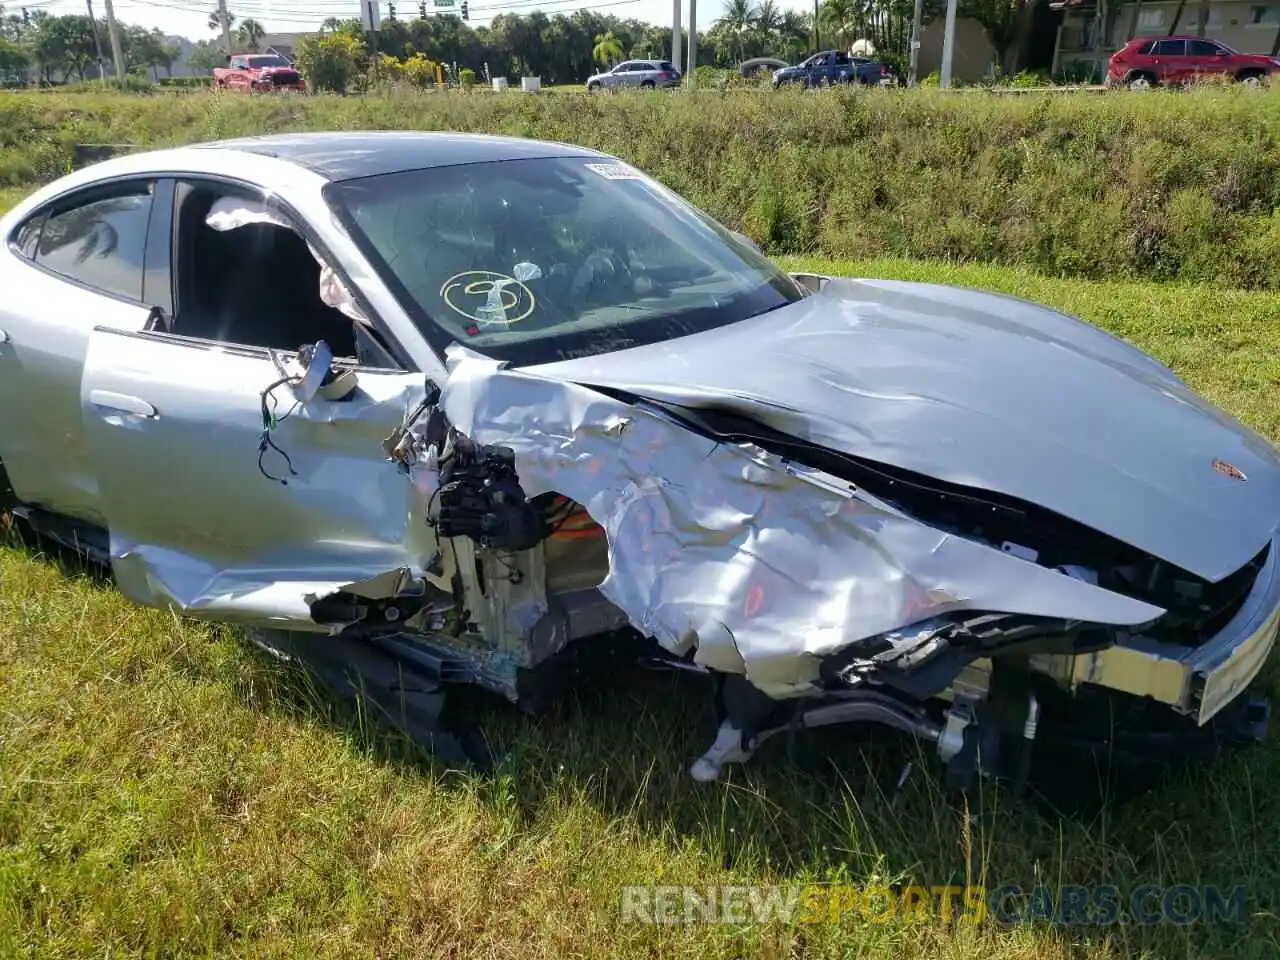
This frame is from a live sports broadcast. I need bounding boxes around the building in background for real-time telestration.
[257,33,314,62]
[1051,0,1280,78]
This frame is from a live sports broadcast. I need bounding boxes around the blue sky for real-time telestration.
[13,0,816,42]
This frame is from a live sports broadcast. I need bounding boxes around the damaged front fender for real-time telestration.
[428,346,1164,699]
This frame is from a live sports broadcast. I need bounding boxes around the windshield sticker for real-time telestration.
[440,270,537,328]
[584,162,643,181]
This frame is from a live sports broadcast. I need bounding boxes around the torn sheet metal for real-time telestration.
[204,196,370,325]
[435,345,1165,698]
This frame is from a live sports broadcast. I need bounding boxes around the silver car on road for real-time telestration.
[586,59,681,91]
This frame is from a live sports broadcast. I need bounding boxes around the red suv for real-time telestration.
[1108,36,1280,89]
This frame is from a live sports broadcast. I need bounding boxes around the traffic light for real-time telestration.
[388,0,396,19]
[419,0,426,17]
[460,1,468,20]
[21,7,29,24]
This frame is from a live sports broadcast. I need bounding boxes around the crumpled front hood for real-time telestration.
[528,277,1280,583]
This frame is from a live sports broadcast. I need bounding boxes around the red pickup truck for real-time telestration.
[213,53,306,93]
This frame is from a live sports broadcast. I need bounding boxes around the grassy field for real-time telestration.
[6,86,1280,286]
[3,252,1279,959]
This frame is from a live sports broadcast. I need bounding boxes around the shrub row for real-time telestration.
[3,86,1280,287]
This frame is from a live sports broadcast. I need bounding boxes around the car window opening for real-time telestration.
[170,183,362,361]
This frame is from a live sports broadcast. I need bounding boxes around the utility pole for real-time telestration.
[217,0,234,57]
[939,0,958,88]
[686,0,696,88]
[361,0,381,63]
[101,0,126,84]
[907,0,923,85]
[671,0,681,73]
[85,0,107,79]
[814,0,820,50]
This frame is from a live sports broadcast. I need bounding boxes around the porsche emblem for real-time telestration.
[1212,458,1247,482]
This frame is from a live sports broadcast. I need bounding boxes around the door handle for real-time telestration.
[89,389,157,418]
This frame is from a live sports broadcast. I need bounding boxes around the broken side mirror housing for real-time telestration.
[293,340,358,402]
[790,272,831,295]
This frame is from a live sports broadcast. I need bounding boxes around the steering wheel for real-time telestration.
[568,249,632,300]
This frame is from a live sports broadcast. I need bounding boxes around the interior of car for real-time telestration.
[169,181,360,359]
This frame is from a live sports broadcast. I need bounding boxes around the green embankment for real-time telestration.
[4,87,1280,287]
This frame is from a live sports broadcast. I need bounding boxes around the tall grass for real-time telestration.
[3,86,1280,287]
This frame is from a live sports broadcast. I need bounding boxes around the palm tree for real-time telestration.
[207,8,235,52]
[238,18,265,52]
[756,0,783,37]
[778,10,811,60]
[715,0,758,61]
[592,30,622,67]
[819,0,855,49]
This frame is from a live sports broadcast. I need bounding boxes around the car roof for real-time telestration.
[0,131,618,230]
[1128,34,1220,41]
[197,130,609,182]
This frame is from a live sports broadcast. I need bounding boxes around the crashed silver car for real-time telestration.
[1,131,1277,788]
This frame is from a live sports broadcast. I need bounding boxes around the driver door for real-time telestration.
[1187,39,1229,79]
[811,53,834,85]
[80,328,434,629]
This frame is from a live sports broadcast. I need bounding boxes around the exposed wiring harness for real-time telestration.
[258,374,303,485]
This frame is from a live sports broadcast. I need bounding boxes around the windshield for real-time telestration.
[247,55,289,67]
[326,157,805,367]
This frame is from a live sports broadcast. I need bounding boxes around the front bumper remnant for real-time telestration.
[1031,538,1280,725]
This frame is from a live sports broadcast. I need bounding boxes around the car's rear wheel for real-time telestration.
[1126,71,1156,90]
[1237,70,1266,87]
[641,79,655,89]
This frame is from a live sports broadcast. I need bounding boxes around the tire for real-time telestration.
[1237,70,1266,88]
[1126,71,1156,90]
[587,82,600,92]
[640,79,655,89]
